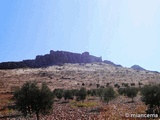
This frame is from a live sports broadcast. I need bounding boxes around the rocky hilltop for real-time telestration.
[0,50,102,69]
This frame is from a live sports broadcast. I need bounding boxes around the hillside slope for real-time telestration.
[0,62,159,93]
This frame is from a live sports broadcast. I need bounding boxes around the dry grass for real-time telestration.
[70,100,98,108]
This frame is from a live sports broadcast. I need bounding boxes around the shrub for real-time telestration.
[96,84,100,88]
[89,83,92,87]
[106,83,110,87]
[130,83,135,86]
[124,83,129,87]
[138,82,143,87]
[114,83,120,88]
[122,83,129,87]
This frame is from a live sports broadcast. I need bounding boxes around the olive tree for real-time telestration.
[141,85,160,115]
[102,87,116,104]
[76,87,87,101]
[53,89,64,99]
[118,88,126,95]
[125,87,138,102]
[64,90,74,100]
[14,81,54,120]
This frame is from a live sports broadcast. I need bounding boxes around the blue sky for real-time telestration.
[0,0,160,71]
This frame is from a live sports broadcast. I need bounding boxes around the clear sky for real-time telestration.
[0,0,160,71]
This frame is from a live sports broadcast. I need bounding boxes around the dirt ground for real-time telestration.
[0,95,149,120]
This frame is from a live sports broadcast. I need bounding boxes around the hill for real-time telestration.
[131,65,146,71]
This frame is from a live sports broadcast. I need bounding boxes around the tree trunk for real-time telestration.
[36,112,39,120]
[132,97,134,102]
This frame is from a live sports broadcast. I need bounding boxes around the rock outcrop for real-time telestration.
[0,50,102,69]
